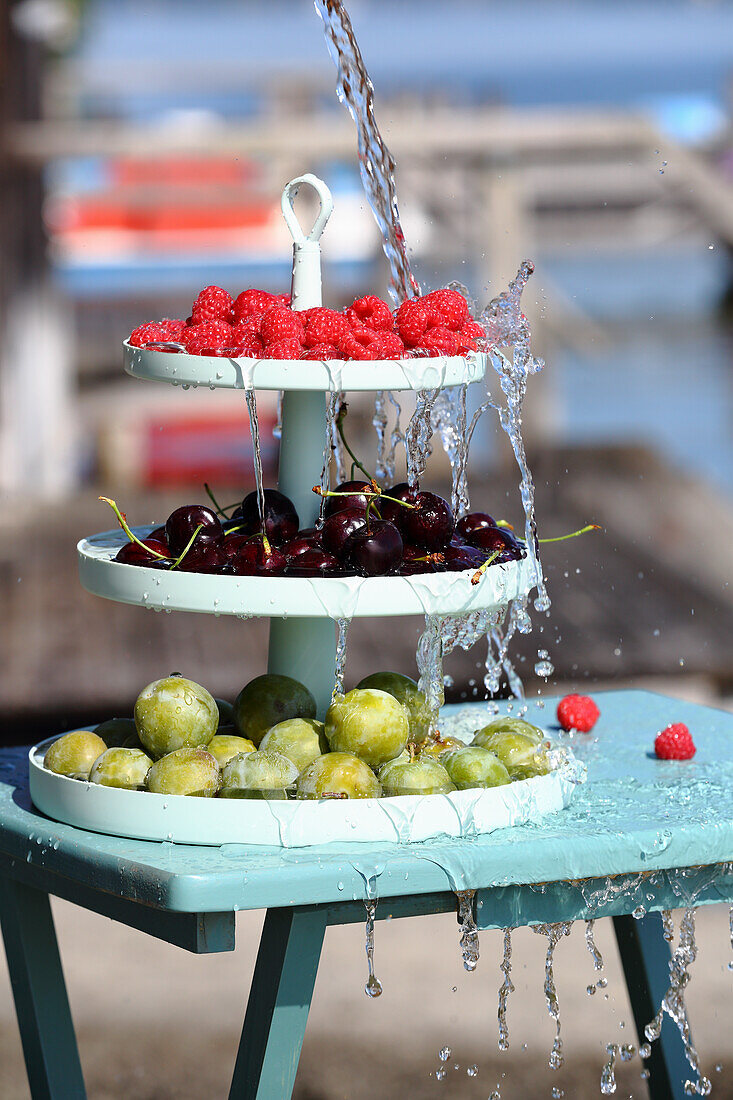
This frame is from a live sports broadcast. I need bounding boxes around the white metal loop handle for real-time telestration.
[281,173,334,246]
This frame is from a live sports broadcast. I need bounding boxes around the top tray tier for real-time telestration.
[123,342,487,393]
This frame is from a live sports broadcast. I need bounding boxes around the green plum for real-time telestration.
[297,752,381,800]
[419,733,466,761]
[134,675,219,759]
[147,747,220,797]
[89,747,152,790]
[442,745,511,789]
[94,718,140,749]
[206,734,256,769]
[233,674,316,747]
[355,672,431,743]
[215,698,235,727]
[44,731,108,779]
[379,754,455,796]
[472,716,544,746]
[325,688,409,768]
[259,718,327,773]
[220,749,299,799]
[471,731,549,779]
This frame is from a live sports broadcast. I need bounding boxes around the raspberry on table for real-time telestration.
[303,307,348,349]
[191,285,234,325]
[265,337,303,360]
[556,693,600,733]
[395,299,429,346]
[423,288,470,331]
[260,306,305,347]
[182,320,233,355]
[233,289,279,321]
[654,723,696,760]
[415,325,458,356]
[347,295,394,332]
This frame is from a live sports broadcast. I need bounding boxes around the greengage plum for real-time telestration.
[233,674,317,746]
[325,688,409,768]
[442,746,511,789]
[471,731,549,778]
[220,749,298,799]
[379,755,455,796]
[94,717,140,749]
[259,718,327,773]
[44,730,107,779]
[472,716,544,746]
[206,734,256,768]
[356,671,431,743]
[147,747,220,797]
[296,752,381,799]
[418,732,465,760]
[134,675,219,759]
[89,747,152,789]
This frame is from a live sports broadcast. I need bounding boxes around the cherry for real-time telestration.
[177,542,225,574]
[441,542,485,571]
[285,548,344,577]
[400,491,454,551]
[165,505,222,556]
[222,506,244,533]
[346,520,403,576]
[149,526,168,544]
[115,538,168,565]
[321,507,369,558]
[239,489,299,545]
[323,480,375,519]
[456,512,498,540]
[231,542,287,576]
[378,482,415,525]
[465,525,524,561]
[220,533,257,562]
[282,529,322,560]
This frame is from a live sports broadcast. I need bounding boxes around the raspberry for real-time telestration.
[654,723,696,761]
[233,289,278,321]
[300,344,343,360]
[191,285,234,324]
[347,294,394,332]
[338,327,378,361]
[556,694,600,733]
[456,320,486,353]
[423,288,470,331]
[265,337,303,360]
[182,320,233,355]
[260,306,305,347]
[415,325,458,356]
[129,320,184,348]
[303,307,348,349]
[395,299,429,346]
[369,333,405,360]
[230,333,263,358]
[231,317,262,343]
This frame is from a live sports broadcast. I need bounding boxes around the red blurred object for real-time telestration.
[110,157,257,188]
[143,411,278,488]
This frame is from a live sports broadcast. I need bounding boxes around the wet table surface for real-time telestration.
[1,690,732,914]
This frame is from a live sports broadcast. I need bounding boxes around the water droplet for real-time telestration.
[467,1065,478,1077]
[438,1047,451,1062]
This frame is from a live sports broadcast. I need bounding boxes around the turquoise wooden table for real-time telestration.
[2,689,733,1100]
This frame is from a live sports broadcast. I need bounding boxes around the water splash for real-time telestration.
[320,391,340,517]
[644,909,711,1095]
[532,922,572,1069]
[431,384,470,516]
[373,390,389,481]
[315,0,419,303]
[584,919,606,995]
[273,391,283,440]
[334,617,351,696]
[497,928,515,1050]
[405,387,439,488]
[364,899,383,997]
[456,890,480,972]
[600,1043,619,1094]
[245,390,265,529]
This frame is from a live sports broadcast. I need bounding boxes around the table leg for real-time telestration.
[0,876,85,1099]
[613,913,691,1100]
[229,906,327,1100]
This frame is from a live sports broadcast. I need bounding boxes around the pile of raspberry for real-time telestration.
[128,286,486,361]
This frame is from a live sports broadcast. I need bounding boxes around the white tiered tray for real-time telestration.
[78,526,533,619]
[123,342,487,392]
[28,734,582,847]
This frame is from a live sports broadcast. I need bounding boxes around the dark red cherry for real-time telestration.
[456,512,498,540]
[231,542,287,576]
[285,548,342,577]
[282,530,322,560]
[321,507,369,558]
[346,520,403,576]
[177,542,225,574]
[378,482,415,525]
[115,538,169,565]
[165,505,222,556]
[465,525,524,561]
[323,480,376,519]
[149,526,168,544]
[400,491,454,551]
[442,542,486,571]
[238,489,299,545]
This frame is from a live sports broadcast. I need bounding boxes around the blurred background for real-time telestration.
[2,2,733,1097]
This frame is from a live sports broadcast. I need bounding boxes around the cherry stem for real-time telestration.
[312,486,415,510]
[470,550,500,586]
[335,402,373,482]
[203,482,238,518]
[538,524,601,544]
[99,496,168,560]
[496,519,514,530]
[169,524,204,570]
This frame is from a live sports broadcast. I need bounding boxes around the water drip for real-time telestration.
[245,390,265,530]
[364,900,383,997]
[373,390,389,481]
[431,384,470,516]
[334,617,351,696]
[405,387,439,488]
[600,1043,619,1094]
[532,922,572,1069]
[456,890,480,972]
[497,928,515,1050]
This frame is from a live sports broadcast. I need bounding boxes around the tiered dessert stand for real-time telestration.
[29,175,579,846]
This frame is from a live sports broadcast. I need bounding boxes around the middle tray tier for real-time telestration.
[78,527,534,619]
[124,341,487,392]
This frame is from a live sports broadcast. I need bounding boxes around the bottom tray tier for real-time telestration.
[28,720,584,848]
